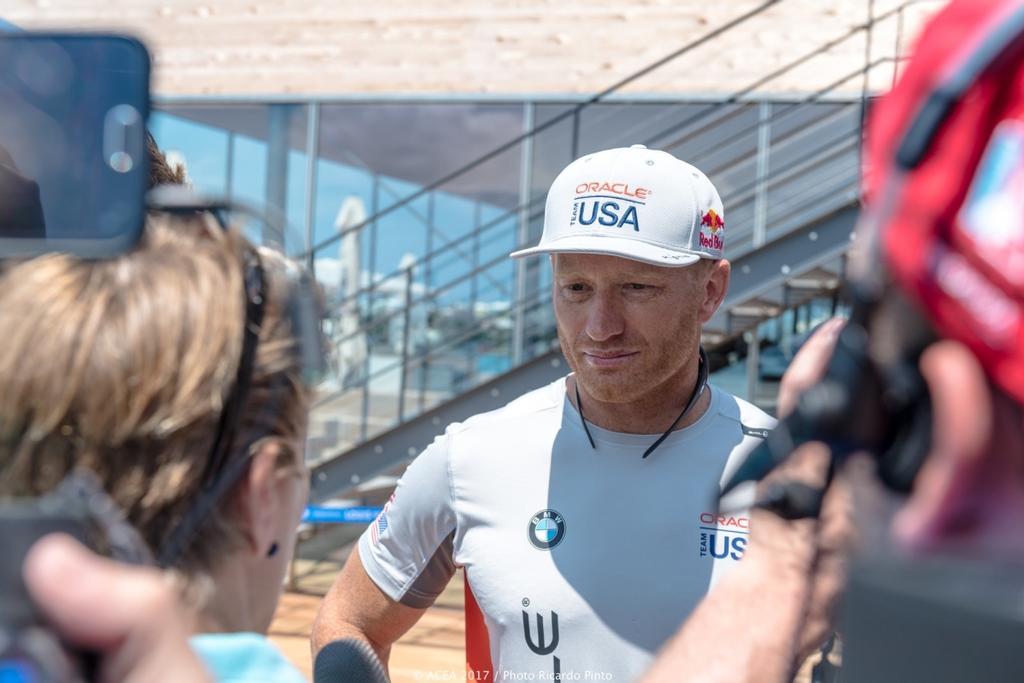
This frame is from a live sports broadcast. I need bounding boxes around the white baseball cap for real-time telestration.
[510,145,726,267]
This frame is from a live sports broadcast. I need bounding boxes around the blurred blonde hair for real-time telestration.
[0,212,311,576]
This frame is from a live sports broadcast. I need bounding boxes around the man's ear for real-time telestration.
[700,259,730,323]
[235,442,285,557]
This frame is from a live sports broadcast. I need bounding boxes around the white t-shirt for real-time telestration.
[359,376,775,682]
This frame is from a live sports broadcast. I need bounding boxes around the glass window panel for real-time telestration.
[313,160,373,247]
[310,101,527,390]
[373,175,429,277]
[286,148,309,256]
[316,103,524,208]
[154,104,309,251]
[531,104,576,213]
[150,110,229,195]
[476,204,516,304]
[230,134,267,245]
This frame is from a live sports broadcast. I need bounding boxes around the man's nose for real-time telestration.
[584,293,625,342]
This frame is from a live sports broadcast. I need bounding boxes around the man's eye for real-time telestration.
[626,283,649,290]
[566,283,587,292]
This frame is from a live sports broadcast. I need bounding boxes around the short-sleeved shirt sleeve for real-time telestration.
[357,431,459,609]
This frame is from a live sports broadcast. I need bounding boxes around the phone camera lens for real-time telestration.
[108,151,134,173]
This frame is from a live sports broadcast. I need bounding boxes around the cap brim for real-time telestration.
[510,234,702,268]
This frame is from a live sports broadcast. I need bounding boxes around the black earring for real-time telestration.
[266,541,279,557]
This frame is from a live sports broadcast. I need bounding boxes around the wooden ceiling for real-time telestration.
[7,0,943,96]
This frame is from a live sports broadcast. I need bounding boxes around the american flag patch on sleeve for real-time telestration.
[370,493,395,546]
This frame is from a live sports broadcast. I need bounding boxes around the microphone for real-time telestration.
[721,316,932,499]
[314,638,390,683]
[720,323,872,493]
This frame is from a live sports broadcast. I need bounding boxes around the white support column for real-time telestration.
[512,102,535,366]
[753,101,772,249]
[745,329,760,406]
[303,102,320,270]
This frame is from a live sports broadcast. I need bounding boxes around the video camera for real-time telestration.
[719,3,1024,680]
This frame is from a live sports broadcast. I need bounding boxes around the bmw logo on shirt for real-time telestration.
[528,509,566,550]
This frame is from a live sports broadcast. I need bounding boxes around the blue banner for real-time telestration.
[302,505,382,524]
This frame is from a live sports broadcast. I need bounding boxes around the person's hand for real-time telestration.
[22,534,212,683]
[742,441,854,660]
[744,318,855,657]
[776,318,1024,554]
[776,317,846,419]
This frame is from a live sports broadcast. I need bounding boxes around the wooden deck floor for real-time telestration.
[268,561,467,682]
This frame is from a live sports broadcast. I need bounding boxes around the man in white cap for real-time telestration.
[313,145,775,681]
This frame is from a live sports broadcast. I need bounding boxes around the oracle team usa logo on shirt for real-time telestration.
[697,512,747,561]
[528,509,566,550]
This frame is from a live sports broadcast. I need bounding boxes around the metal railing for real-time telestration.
[300,0,784,260]
[303,0,943,463]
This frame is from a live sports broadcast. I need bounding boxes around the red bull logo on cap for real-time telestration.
[699,209,725,251]
[701,209,724,233]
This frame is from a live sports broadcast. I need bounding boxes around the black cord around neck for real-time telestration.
[574,346,710,460]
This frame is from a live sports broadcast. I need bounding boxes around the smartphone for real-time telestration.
[0,33,151,258]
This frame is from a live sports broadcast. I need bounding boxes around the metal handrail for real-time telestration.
[700,53,895,206]
[306,0,921,269]
[563,2,915,147]
[318,192,545,317]
[640,8,904,152]
[324,202,547,352]
[368,174,516,299]
[300,0,781,259]
[314,58,891,320]
[321,97,864,346]
[315,130,856,414]
[666,58,890,174]
[309,0,929,447]
[317,110,866,406]
[731,137,861,213]
[341,121,860,348]
[312,8,910,321]
[316,284,553,410]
